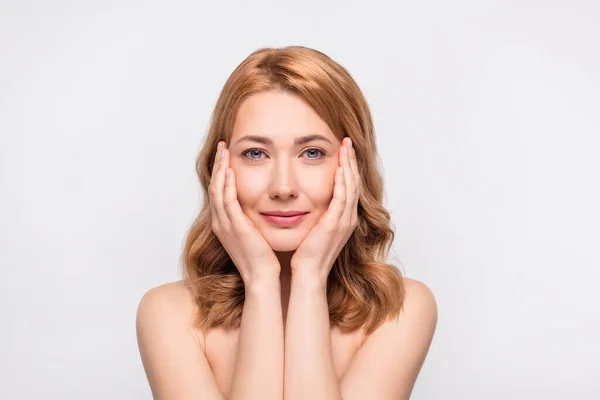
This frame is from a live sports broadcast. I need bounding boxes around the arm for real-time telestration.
[228,278,284,400]
[283,276,438,400]
[283,271,341,400]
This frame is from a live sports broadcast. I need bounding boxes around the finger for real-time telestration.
[325,155,346,228]
[208,142,223,215]
[210,142,230,229]
[348,142,360,193]
[341,140,356,224]
[347,140,361,227]
[222,167,249,234]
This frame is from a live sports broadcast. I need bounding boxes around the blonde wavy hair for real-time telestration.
[181,45,405,338]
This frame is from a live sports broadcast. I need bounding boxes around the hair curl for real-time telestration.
[181,45,405,339]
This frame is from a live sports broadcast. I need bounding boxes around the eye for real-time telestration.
[240,147,327,163]
[241,148,266,161]
[301,148,326,162]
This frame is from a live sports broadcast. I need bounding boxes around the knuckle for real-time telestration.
[224,199,236,211]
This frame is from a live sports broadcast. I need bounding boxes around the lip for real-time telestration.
[260,211,309,227]
[261,210,308,217]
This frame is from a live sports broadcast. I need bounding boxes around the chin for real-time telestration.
[262,229,305,252]
[265,235,300,252]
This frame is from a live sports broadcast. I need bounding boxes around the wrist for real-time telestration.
[244,275,281,295]
[291,268,327,291]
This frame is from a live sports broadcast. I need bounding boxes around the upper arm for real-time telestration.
[339,278,438,400]
[136,282,226,400]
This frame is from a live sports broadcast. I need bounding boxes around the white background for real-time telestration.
[1,1,599,399]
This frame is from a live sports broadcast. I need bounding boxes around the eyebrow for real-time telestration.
[234,134,333,146]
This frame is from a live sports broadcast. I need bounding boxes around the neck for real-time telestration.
[275,250,294,277]
[275,251,294,323]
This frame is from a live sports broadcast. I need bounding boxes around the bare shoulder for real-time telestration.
[138,279,195,304]
[371,276,437,336]
[136,280,223,399]
[383,276,438,343]
[399,277,438,325]
[138,280,196,310]
[136,280,203,344]
[339,277,438,399]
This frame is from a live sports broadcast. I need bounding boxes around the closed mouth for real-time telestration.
[260,211,309,217]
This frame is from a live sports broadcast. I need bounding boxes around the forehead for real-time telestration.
[230,90,338,145]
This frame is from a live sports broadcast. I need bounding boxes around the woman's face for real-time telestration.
[228,90,342,252]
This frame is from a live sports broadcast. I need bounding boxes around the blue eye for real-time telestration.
[243,148,265,160]
[241,148,326,162]
[303,148,325,160]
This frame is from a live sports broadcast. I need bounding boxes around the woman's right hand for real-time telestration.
[209,140,281,288]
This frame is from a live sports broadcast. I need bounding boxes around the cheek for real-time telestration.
[299,169,336,206]
[233,168,266,206]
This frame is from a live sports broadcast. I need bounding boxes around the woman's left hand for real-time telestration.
[290,137,361,284]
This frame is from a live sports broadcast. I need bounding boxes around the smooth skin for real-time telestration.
[136,90,438,399]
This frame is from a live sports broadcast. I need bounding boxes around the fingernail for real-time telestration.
[220,148,226,158]
[343,146,348,155]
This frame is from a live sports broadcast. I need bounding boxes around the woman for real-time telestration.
[136,45,438,400]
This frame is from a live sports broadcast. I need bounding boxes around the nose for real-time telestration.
[268,158,298,200]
